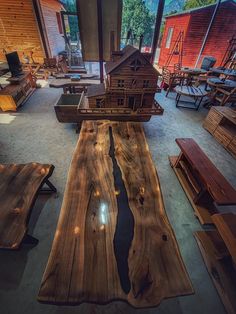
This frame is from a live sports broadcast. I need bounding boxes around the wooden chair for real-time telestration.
[210,86,236,106]
[43,58,59,79]
[58,57,87,74]
[162,64,185,97]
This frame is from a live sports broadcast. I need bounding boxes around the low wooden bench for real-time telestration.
[195,213,236,314]
[169,138,236,225]
[0,163,56,249]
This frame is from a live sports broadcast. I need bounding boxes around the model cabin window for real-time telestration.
[96,98,103,108]
[143,80,149,88]
[118,79,124,87]
[117,98,124,106]
[132,79,137,87]
[130,59,142,71]
[166,27,173,48]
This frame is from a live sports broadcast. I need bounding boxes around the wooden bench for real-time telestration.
[0,163,56,249]
[195,213,236,314]
[169,138,236,225]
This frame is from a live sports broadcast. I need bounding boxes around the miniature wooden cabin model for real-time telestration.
[87,45,162,112]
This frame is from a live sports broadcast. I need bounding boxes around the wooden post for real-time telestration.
[32,0,50,58]
[97,0,104,83]
[151,0,165,64]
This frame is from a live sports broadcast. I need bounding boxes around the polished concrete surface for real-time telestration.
[0,86,235,314]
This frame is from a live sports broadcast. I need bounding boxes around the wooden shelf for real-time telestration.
[0,72,35,111]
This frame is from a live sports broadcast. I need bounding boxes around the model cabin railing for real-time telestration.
[106,86,161,93]
[77,99,163,116]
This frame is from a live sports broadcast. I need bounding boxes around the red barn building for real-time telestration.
[158,0,236,68]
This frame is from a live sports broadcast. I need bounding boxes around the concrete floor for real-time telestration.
[0,86,235,314]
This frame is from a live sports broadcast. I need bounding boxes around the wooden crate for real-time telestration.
[203,107,223,134]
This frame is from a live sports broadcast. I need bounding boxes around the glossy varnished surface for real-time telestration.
[38,121,193,307]
[0,163,54,249]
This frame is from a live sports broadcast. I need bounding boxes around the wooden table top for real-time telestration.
[176,138,236,205]
[181,67,207,75]
[0,163,54,249]
[38,121,193,307]
[49,78,100,88]
[210,68,236,77]
[207,78,236,89]
[175,85,209,97]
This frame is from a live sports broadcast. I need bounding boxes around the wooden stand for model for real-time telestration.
[54,45,163,123]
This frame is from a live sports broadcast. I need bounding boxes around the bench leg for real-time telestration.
[22,234,39,247]
[40,179,57,194]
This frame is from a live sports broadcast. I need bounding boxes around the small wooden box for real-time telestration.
[54,94,82,123]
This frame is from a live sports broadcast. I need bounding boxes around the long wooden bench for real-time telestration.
[195,213,236,314]
[169,138,236,225]
[0,163,56,249]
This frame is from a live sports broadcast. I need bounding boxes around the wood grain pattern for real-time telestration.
[38,121,193,307]
[175,138,236,205]
[195,230,236,314]
[0,163,55,249]
[212,213,236,265]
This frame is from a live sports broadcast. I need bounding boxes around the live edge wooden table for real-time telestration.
[169,138,236,225]
[0,163,56,249]
[38,121,193,308]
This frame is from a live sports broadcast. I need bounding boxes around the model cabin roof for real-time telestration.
[87,83,106,98]
[105,45,160,76]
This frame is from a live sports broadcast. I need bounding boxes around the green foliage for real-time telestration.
[183,0,216,10]
[63,0,78,42]
[63,0,76,12]
[121,0,156,46]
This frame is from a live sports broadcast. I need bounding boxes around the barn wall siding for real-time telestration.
[158,2,236,68]
[39,0,65,57]
[158,14,190,67]
[0,0,45,63]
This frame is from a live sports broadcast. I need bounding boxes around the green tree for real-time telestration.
[63,0,78,42]
[184,0,216,10]
[121,0,156,47]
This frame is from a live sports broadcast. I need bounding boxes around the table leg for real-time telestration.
[176,93,181,107]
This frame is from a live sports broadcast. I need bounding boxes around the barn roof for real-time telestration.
[105,45,160,76]
[165,0,236,18]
